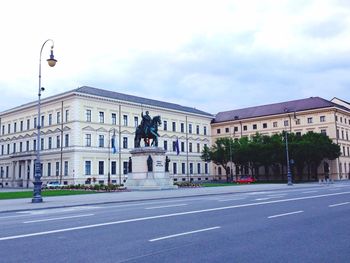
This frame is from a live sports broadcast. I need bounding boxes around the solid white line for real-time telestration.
[23,214,95,224]
[268,211,304,219]
[266,194,286,197]
[1,191,350,241]
[218,198,246,202]
[145,204,187,210]
[149,226,221,242]
[302,191,317,194]
[329,202,350,207]
[255,198,271,201]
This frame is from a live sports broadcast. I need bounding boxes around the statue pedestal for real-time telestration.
[125,147,178,190]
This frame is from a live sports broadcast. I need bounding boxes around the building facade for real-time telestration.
[211,97,350,181]
[0,86,213,187]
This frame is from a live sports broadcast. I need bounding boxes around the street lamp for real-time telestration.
[107,128,116,185]
[32,39,57,203]
[284,131,293,186]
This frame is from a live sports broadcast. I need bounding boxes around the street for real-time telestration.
[0,183,350,263]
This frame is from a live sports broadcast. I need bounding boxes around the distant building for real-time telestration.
[0,86,213,187]
[211,97,350,181]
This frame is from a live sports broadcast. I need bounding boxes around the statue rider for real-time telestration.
[141,111,152,134]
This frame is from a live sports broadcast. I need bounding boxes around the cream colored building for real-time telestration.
[0,86,213,187]
[211,97,350,181]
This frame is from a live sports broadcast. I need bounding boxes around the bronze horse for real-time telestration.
[134,115,161,147]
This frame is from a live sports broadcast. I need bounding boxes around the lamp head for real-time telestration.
[47,47,57,67]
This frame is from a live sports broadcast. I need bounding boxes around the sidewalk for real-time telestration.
[0,183,325,213]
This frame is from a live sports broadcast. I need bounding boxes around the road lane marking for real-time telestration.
[302,191,318,194]
[23,214,95,224]
[16,206,101,215]
[1,191,350,241]
[329,202,350,207]
[268,211,304,219]
[149,226,220,242]
[267,194,286,197]
[145,204,187,210]
[255,198,271,201]
[218,198,246,202]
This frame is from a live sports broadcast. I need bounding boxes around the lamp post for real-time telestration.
[32,39,57,203]
[284,131,293,186]
[107,128,116,185]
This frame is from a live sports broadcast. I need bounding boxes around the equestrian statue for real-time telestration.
[134,111,162,147]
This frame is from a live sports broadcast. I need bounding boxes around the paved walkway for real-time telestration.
[0,183,326,213]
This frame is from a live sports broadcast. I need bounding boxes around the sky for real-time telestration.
[1,0,350,114]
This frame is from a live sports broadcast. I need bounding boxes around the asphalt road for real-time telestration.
[0,184,350,263]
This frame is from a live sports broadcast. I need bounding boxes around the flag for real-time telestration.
[175,137,180,155]
[111,131,117,154]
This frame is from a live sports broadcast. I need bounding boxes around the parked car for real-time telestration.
[45,181,64,189]
[236,176,256,184]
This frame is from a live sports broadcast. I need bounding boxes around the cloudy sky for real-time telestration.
[1,0,350,114]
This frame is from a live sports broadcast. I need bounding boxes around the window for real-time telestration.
[65,110,69,122]
[123,137,128,149]
[57,112,61,124]
[163,120,167,131]
[172,122,176,132]
[273,122,278,127]
[99,112,104,123]
[263,123,267,129]
[7,144,10,154]
[56,162,59,176]
[1,145,3,155]
[321,129,327,136]
[49,114,52,125]
[189,163,193,174]
[47,163,51,177]
[112,113,117,125]
[295,119,300,125]
[181,142,185,152]
[2,125,4,135]
[41,116,44,127]
[19,142,23,152]
[86,110,91,122]
[111,161,116,175]
[320,116,326,122]
[65,134,69,147]
[225,127,229,133]
[134,116,138,127]
[64,161,68,176]
[181,123,184,133]
[14,122,17,133]
[189,124,192,134]
[205,163,208,174]
[172,141,176,152]
[296,132,302,136]
[197,163,201,174]
[13,143,16,153]
[335,115,338,121]
[173,163,177,174]
[342,130,344,139]
[164,140,168,151]
[33,140,36,151]
[204,126,207,135]
[340,117,343,123]
[253,124,257,130]
[40,138,44,150]
[346,132,349,141]
[48,137,52,149]
[217,129,221,134]
[182,163,186,174]
[337,129,340,139]
[34,118,37,129]
[26,141,29,152]
[85,161,91,175]
[234,126,238,132]
[189,142,192,152]
[99,135,104,147]
[243,125,247,131]
[196,125,200,135]
[284,120,289,127]
[27,119,30,130]
[197,143,200,153]
[56,136,60,148]
[86,134,91,147]
[123,115,128,126]
[307,117,313,124]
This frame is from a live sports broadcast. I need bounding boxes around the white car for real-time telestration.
[45,181,64,189]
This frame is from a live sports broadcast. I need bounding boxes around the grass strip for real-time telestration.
[0,190,98,200]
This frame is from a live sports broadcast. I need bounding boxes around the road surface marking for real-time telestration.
[145,204,187,210]
[149,226,221,242]
[16,206,101,215]
[23,214,95,224]
[302,191,318,194]
[267,194,286,197]
[218,198,246,202]
[268,211,304,219]
[329,202,350,207]
[1,191,350,241]
[255,198,271,201]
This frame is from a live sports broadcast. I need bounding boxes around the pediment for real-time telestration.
[82,126,95,131]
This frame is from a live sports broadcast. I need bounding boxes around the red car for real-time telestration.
[236,176,256,184]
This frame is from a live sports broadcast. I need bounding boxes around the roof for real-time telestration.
[74,86,213,117]
[213,96,349,123]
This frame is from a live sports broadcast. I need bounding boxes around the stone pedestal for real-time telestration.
[125,147,178,190]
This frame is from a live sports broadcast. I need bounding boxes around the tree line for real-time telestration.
[201,131,341,182]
